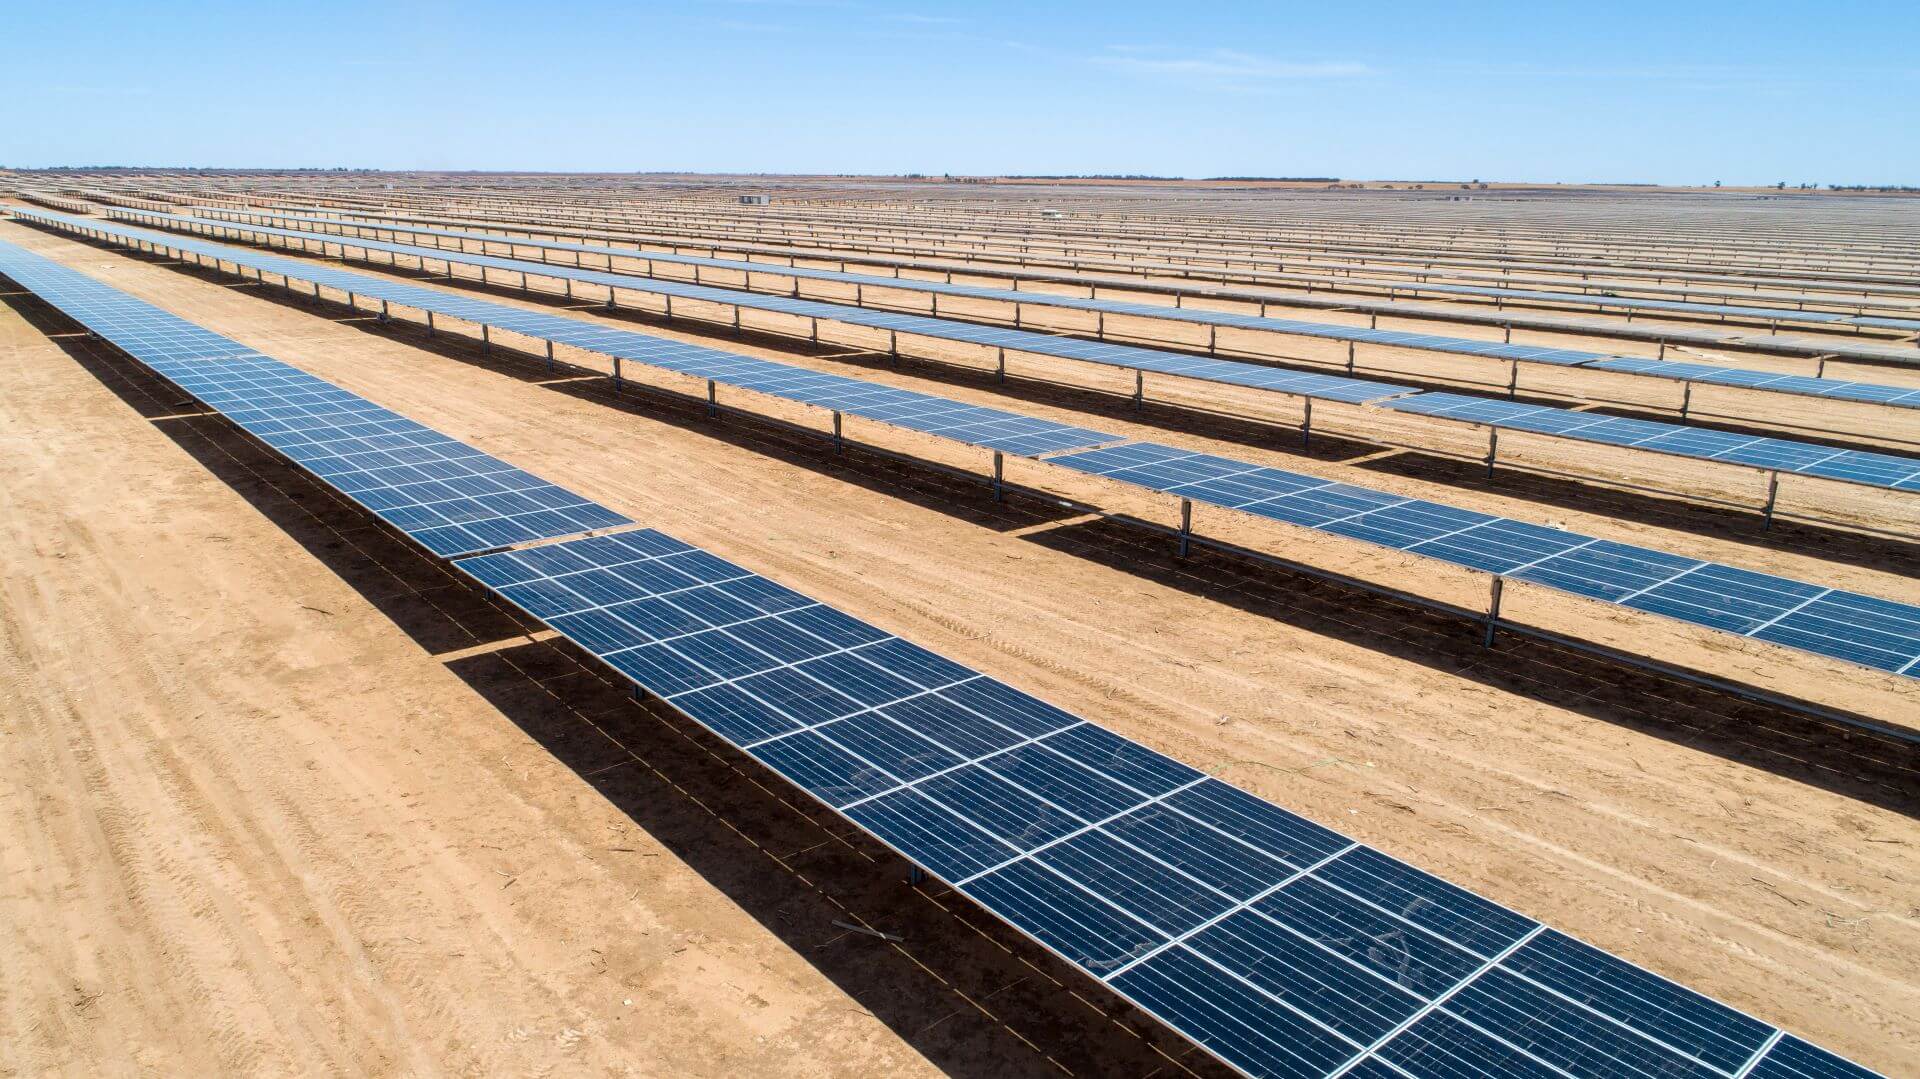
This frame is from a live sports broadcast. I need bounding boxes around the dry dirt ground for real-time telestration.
[1,219,1916,1076]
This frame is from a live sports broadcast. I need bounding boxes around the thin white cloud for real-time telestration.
[1093,48,1373,83]
[884,12,964,25]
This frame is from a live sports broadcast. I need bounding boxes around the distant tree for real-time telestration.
[1775,181,1787,189]
[1713,180,1722,187]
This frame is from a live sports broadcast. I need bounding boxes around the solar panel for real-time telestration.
[105,206,1920,415]
[1383,393,1920,491]
[0,238,630,556]
[192,206,1920,339]
[169,207,1613,366]
[199,205,1920,370]
[86,208,1448,404]
[21,211,1115,460]
[37,210,1920,498]
[1049,443,1920,677]
[453,528,1882,1079]
[18,211,1920,677]
[1585,357,1920,408]
[1372,278,1888,330]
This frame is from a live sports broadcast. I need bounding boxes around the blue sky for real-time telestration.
[5,0,1914,184]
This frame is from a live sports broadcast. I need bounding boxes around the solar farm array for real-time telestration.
[2,172,1913,1079]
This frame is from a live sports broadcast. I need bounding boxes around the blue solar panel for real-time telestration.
[96,204,1920,426]
[0,238,629,556]
[452,528,1882,1079]
[1586,357,1920,409]
[200,204,1920,369]
[1383,393,1920,492]
[22,212,1920,676]
[21,210,1116,460]
[41,210,1920,495]
[87,209,1449,403]
[183,205,1920,345]
[264,207,1612,364]
[1049,443,1920,677]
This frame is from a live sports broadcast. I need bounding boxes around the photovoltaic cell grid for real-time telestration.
[196,205,1920,370]
[145,207,1920,408]
[0,239,629,557]
[1384,393,1920,490]
[48,210,1920,493]
[453,528,1881,1079]
[174,207,1612,366]
[180,206,1920,342]
[105,207,1423,405]
[27,211,1116,459]
[19,212,1920,677]
[1584,356,1920,408]
[1049,443,1920,676]
[1390,278,1920,334]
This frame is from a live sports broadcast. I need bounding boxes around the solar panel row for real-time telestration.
[169,207,1614,364]
[1389,278,1920,334]
[454,528,1883,1079]
[0,219,1891,1079]
[152,206,1920,408]
[1049,443,1920,676]
[41,210,1920,500]
[194,204,1920,369]
[20,210,1920,679]
[0,238,630,556]
[193,205,1920,337]
[1384,393,1920,491]
[22,211,1116,460]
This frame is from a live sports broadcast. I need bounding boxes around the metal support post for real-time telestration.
[1177,499,1193,558]
[832,410,843,451]
[706,379,717,417]
[1658,338,1667,359]
[1507,359,1519,399]
[1301,397,1314,448]
[1679,381,1693,420]
[613,357,624,392]
[1486,429,1499,478]
[1761,471,1780,530]
[1502,323,1511,343]
[889,329,899,366]
[545,340,555,373]
[1347,340,1356,374]
[1483,577,1505,646]
[427,311,436,337]
[992,452,1005,502]
[1132,368,1144,411]
[482,325,491,356]
[996,348,1006,384]
[379,300,389,323]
